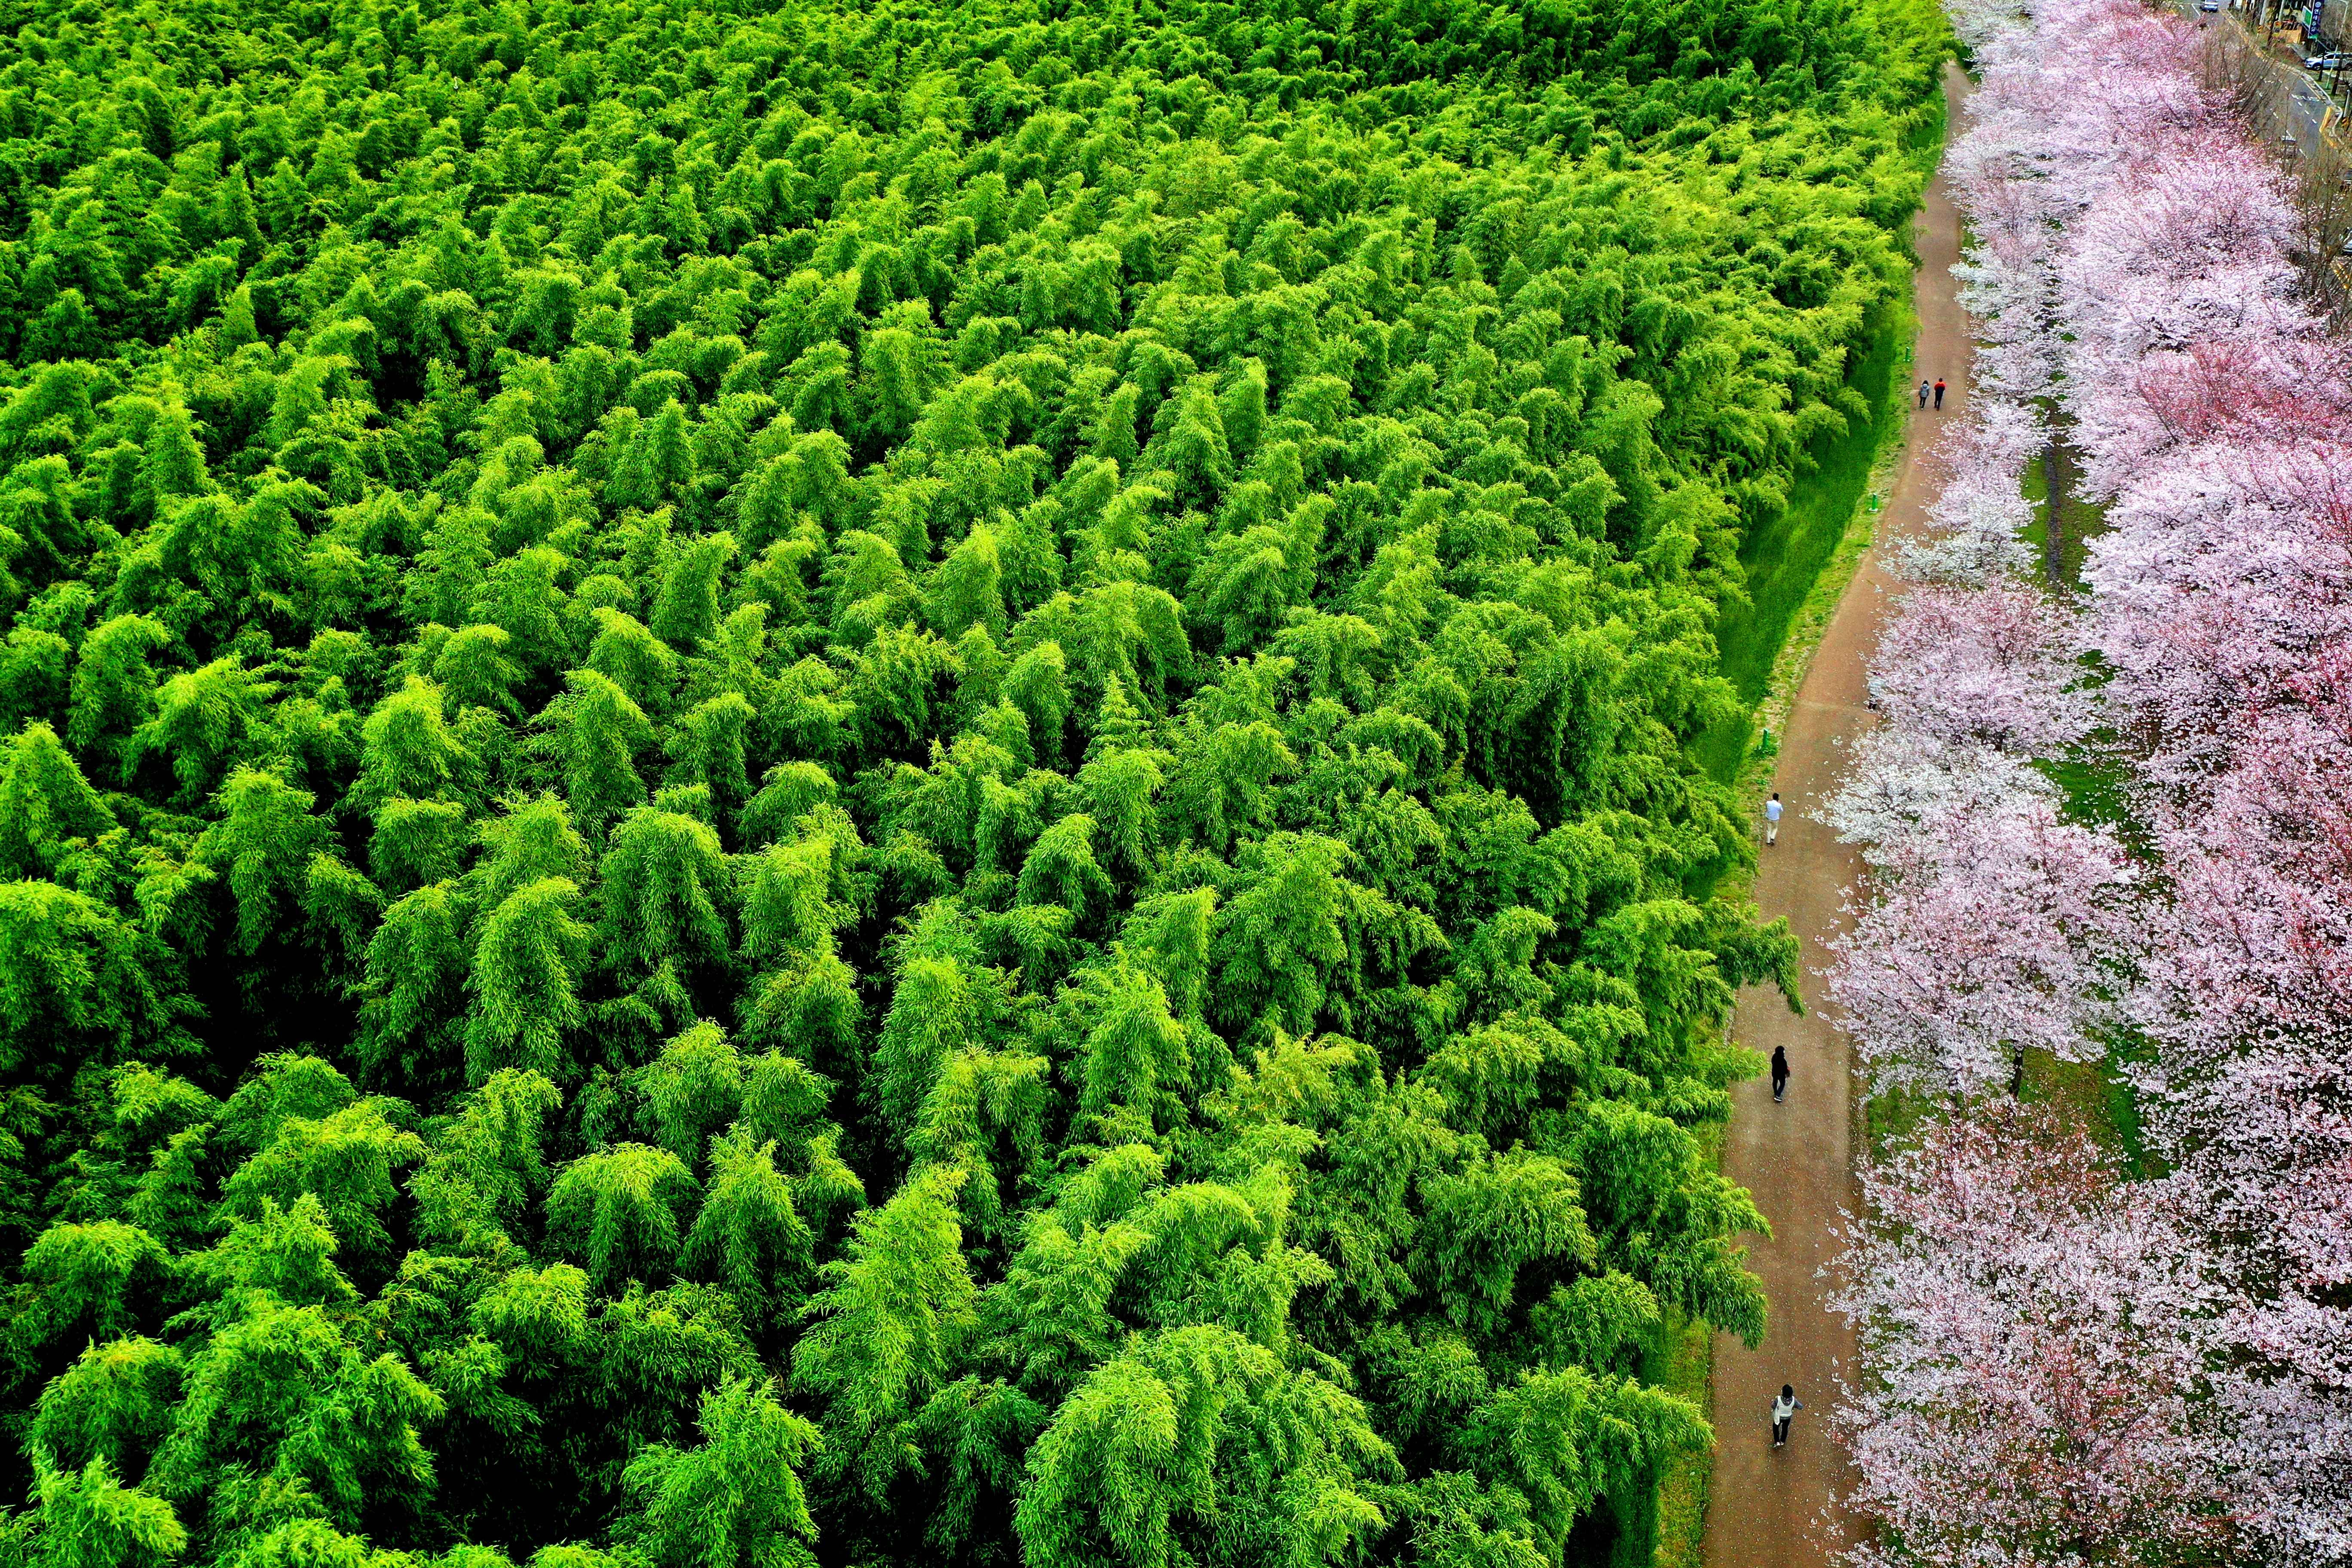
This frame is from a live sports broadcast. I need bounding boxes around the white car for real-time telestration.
[2200,1,2219,11]
[2308,51,2352,69]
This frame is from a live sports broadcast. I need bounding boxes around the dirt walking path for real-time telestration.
[1699,59,1972,1568]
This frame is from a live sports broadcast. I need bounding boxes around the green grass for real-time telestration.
[2017,493,2154,1179]
[2013,429,2153,1173]
[1671,78,1949,1568]
[2017,429,2111,592]
[2018,1046,2156,1177]
[1656,1124,1724,1568]
[1691,78,1947,787]
[1856,414,2157,1179]
[1694,315,1908,783]
[1588,1302,1717,1568]
[1642,1123,1724,1568]
[1901,64,1952,164]
[2037,747,2158,864]
[1647,1310,1716,1568]
[1862,1047,2154,1184]
[1862,1081,1937,1155]
[1727,320,1906,696]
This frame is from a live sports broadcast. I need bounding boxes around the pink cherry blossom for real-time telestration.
[1828,1102,2238,1568]
[1821,726,2058,859]
[1826,790,2136,1097]
[1867,580,2087,754]
[1825,0,2352,1552]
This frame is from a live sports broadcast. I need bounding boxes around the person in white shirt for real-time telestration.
[1771,1384,1804,1446]
[1764,792,1783,846]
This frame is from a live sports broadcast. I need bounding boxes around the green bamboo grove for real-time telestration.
[0,0,1943,1563]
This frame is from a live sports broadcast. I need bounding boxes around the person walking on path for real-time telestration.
[1772,1385,1804,1448]
[1770,1046,1789,1104]
[1705,63,1974,1568]
[1917,377,1930,409]
[1933,377,1947,409]
[1764,792,1784,846]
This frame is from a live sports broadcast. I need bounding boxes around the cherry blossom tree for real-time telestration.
[1828,0,2352,1553]
[1821,726,2057,861]
[1867,581,2086,755]
[1826,793,2136,1097]
[1828,1102,2237,1568]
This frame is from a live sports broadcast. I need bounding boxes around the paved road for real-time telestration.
[2193,0,2337,155]
[1698,59,1972,1568]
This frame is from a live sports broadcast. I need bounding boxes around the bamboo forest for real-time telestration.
[0,0,1948,1564]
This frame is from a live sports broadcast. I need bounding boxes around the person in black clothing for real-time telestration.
[1770,1045,1789,1103]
